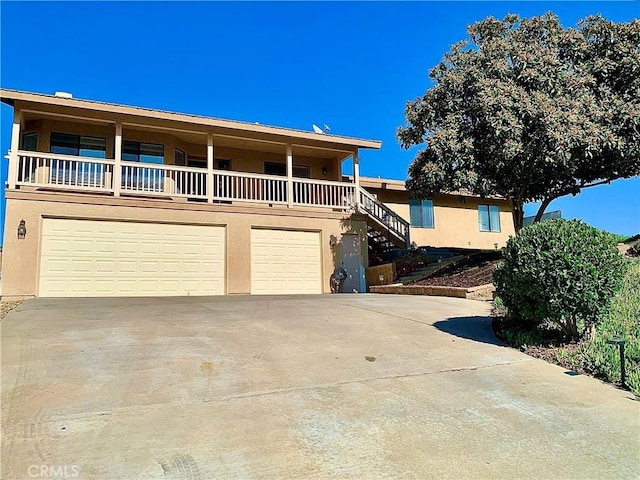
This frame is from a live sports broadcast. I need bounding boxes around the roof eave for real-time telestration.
[0,88,382,150]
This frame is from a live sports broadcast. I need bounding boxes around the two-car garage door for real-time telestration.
[39,219,226,297]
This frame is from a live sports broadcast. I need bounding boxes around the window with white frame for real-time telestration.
[478,204,501,232]
[409,199,435,228]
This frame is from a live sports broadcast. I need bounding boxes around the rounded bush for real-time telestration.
[493,219,627,339]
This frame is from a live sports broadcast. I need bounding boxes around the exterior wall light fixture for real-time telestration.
[17,219,26,239]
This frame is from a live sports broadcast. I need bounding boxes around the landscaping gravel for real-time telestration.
[1,300,24,320]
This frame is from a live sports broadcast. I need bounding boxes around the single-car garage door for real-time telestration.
[251,228,322,294]
[39,218,225,297]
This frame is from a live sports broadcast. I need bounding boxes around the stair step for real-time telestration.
[360,187,411,251]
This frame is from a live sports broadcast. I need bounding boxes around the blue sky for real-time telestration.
[1,1,639,239]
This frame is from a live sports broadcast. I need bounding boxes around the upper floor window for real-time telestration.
[122,141,164,164]
[264,162,310,178]
[409,199,435,228]
[51,132,106,158]
[478,204,501,232]
[175,148,186,166]
[22,132,38,151]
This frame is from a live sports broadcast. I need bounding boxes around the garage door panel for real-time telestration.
[40,257,68,274]
[140,242,161,256]
[117,260,137,275]
[138,279,160,293]
[39,219,226,297]
[69,259,93,275]
[95,240,117,255]
[162,242,182,256]
[117,241,139,256]
[201,261,223,275]
[251,229,321,295]
[95,259,116,274]
[162,261,181,275]
[116,280,137,294]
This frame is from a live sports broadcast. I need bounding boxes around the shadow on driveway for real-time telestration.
[433,315,506,347]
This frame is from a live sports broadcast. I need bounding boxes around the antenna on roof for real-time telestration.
[312,124,331,134]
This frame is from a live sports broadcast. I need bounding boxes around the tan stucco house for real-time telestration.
[1,89,514,299]
[359,177,515,251]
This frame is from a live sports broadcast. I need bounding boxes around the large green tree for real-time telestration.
[398,13,640,231]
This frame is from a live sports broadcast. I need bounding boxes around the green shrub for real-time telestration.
[494,219,627,339]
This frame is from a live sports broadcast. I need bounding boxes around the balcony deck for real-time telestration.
[14,151,358,211]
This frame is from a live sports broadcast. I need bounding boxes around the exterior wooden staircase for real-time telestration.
[358,188,411,255]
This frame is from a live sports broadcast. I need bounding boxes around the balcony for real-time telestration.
[12,151,358,210]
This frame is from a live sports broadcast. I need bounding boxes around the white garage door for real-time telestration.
[39,218,225,297]
[251,228,322,294]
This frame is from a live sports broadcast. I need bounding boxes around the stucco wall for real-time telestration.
[368,188,515,250]
[1,191,367,298]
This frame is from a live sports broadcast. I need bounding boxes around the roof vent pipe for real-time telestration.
[54,91,73,98]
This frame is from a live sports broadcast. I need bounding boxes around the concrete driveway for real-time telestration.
[2,295,638,479]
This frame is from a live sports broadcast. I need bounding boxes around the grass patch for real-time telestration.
[494,260,640,396]
[582,261,640,392]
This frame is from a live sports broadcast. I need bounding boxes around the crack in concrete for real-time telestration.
[324,299,441,327]
[3,357,533,429]
[208,358,534,402]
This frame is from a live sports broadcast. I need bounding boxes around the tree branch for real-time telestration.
[534,197,554,222]
[533,179,613,223]
[579,179,611,190]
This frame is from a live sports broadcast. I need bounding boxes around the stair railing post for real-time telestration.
[353,150,360,209]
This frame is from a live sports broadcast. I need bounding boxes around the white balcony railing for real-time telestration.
[13,151,355,210]
[120,161,208,199]
[16,151,114,192]
[292,178,356,209]
[214,170,288,204]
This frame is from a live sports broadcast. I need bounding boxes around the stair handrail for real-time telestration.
[359,187,410,245]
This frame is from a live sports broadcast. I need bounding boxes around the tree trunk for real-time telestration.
[511,198,524,233]
[568,317,579,341]
[534,197,554,223]
[587,324,596,342]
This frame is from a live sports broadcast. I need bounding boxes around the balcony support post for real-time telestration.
[7,109,22,189]
[113,121,122,196]
[207,133,214,203]
[353,149,360,209]
[286,144,293,208]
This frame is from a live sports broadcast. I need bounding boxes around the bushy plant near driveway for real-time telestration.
[494,219,627,339]
[494,261,640,395]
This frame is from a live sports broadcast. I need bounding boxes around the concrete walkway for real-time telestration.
[2,295,638,479]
